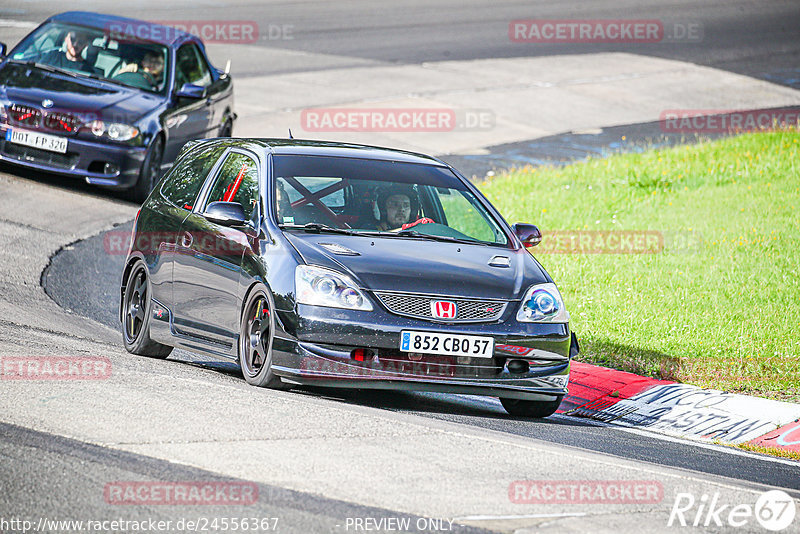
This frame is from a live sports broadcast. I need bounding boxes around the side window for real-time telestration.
[175,44,212,88]
[204,152,260,218]
[160,144,226,210]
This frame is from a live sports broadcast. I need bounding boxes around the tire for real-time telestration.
[121,261,172,358]
[238,286,291,389]
[219,119,233,138]
[129,136,164,203]
[500,397,562,418]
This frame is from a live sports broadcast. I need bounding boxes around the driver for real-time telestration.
[375,185,433,231]
[117,51,165,87]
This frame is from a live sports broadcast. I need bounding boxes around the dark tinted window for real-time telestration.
[160,144,225,209]
[204,152,260,217]
[175,44,212,88]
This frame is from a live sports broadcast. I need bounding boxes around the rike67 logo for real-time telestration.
[668,490,796,531]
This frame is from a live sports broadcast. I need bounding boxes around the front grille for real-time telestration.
[9,104,41,127]
[374,291,507,322]
[42,111,79,133]
[8,103,80,135]
[1,141,79,170]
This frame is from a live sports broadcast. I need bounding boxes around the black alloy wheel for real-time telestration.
[122,261,172,357]
[239,287,290,389]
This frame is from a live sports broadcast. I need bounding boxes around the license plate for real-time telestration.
[400,330,494,358]
[5,128,68,153]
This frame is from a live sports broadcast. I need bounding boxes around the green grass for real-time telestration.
[479,130,800,402]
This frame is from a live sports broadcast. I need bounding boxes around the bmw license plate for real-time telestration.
[400,331,494,358]
[5,128,68,153]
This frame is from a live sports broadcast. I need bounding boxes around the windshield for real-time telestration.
[9,22,169,94]
[273,155,509,246]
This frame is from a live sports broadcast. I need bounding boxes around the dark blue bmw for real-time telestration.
[0,12,235,201]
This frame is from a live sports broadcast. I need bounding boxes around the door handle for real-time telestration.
[181,231,193,248]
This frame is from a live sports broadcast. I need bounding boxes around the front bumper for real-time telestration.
[0,128,145,188]
[272,304,575,401]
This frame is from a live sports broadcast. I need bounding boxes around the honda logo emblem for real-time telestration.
[431,300,457,319]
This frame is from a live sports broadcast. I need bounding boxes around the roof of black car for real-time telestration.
[244,139,446,166]
[49,11,198,46]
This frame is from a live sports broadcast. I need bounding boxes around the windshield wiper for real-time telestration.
[367,229,480,245]
[280,222,356,235]
[16,60,109,84]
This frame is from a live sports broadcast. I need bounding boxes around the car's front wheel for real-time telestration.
[129,136,164,203]
[238,286,291,389]
[121,261,172,358]
[500,397,562,418]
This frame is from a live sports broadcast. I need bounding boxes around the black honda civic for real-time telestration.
[0,12,235,201]
[120,139,578,417]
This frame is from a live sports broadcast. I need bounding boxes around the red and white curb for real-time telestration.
[558,362,800,455]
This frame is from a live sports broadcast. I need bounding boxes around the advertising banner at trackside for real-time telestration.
[582,383,800,443]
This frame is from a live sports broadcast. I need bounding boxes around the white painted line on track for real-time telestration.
[0,19,37,28]
[454,513,587,521]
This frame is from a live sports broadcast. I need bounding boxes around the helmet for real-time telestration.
[376,184,420,223]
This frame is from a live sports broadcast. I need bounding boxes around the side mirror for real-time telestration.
[203,201,247,227]
[0,42,7,58]
[175,82,206,99]
[512,223,542,247]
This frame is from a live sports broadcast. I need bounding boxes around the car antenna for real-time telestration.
[288,129,294,139]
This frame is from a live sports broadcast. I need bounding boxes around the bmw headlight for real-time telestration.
[516,282,569,323]
[295,265,373,311]
[88,120,140,141]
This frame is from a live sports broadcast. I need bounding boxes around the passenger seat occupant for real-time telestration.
[41,30,101,75]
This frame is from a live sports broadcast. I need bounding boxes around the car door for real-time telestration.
[171,149,261,349]
[162,43,216,162]
[151,142,229,309]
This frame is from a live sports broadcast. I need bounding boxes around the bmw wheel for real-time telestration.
[130,136,164,203]
[239,286,290,389]
[122,261,172,358]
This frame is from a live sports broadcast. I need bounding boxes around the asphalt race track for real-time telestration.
[3,2,800,533]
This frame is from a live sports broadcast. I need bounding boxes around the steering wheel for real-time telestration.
[141,70,157,88]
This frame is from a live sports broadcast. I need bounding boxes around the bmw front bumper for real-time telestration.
[0,128,145,188]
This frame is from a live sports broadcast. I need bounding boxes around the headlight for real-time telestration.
[295,265,373,311]
[87,120,140,141]
[516,282,569,323]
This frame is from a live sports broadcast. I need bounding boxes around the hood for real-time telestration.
[0,62,159,123]
[285,233,549,301]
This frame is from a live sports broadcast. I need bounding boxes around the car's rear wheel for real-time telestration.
[122,261,172,358]
[500,397,562,418]
[239,287,290,389]
[129,136,164,203]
